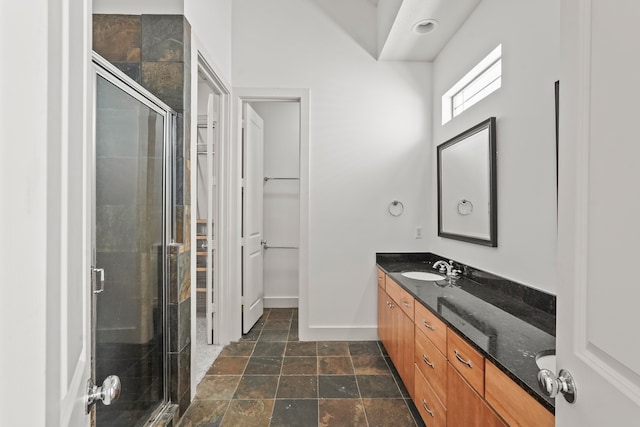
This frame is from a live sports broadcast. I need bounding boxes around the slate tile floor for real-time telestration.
[178,308,425,426]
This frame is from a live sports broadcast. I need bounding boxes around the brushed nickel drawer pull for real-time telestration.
[402,300,411,308]
[422,399,434,417]
[454,349,473,368]
[422,319,435,330]
[422,354,435,369]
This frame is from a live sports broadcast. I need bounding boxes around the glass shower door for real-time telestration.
[93,59,173,426]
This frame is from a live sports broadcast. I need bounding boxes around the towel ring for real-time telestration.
[389,200,404,217]
[457,199,473,215]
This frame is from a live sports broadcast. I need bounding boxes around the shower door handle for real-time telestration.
[92,267,105,294]
[86,375,121,413]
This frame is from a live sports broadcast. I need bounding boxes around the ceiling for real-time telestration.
[376,0,481,61]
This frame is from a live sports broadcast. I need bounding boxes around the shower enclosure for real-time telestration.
[91,54,175,426]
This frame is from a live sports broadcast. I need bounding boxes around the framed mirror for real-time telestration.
[437,117,497,246]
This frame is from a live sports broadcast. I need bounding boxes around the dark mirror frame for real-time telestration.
[437,117,497,247]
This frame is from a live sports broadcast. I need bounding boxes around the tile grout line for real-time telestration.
[218,316,260,426]
[269,311,288,426]
[348,343,370,427]
[381,351,420,427]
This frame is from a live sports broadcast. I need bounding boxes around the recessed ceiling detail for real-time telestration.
[411,19,439,35]
[377,0,481,61]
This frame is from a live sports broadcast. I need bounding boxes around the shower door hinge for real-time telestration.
[91,267,105,294]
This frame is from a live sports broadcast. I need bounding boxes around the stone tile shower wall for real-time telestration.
[93,14,193,416]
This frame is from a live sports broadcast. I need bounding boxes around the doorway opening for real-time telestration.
[249,101,300,310]
[191,54,231,386]
[236,90,309,338]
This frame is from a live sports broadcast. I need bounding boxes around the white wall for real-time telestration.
[233,0,432,338]
[185,0,233,82]
[430,0,560,294]
[251,102,300,308]
[93,0,183,14]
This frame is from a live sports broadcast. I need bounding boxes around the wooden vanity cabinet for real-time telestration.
[485,361,554,427]
[447,363,507,427]
[377,277,415,397]
[376,270,554,427]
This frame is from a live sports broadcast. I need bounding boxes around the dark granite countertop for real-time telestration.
[376,253,556,413]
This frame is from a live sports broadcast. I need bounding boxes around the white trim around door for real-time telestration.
[232,88,310,342]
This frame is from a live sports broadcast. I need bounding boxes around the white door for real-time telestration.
[205,94,217,344]
[556,0,640,424]
[57,1,93,425]
[242,103,265,333]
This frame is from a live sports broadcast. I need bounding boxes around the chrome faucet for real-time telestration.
[433,260,461,278]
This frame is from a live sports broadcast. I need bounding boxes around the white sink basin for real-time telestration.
[401,271,445,281]
[536,351,556,372]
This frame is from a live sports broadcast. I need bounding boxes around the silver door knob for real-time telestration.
[537,368,577,403]
[86,375,121,413]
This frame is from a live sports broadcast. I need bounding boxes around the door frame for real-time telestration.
[231,88,310,341]
[189,44,232,398]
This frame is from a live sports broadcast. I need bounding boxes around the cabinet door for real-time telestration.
[447,363,506,427]
[398,309,414,398]
[485,361,554,427]
[378,286,393,358]
[377,268,386,290]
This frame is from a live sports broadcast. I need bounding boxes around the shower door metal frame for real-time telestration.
[90,52,176,423]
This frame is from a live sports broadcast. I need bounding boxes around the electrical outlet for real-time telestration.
[415,226,423,239]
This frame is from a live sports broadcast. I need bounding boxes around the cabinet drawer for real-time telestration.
[385,278,414,320]
[397,287,414,321]
[485,361,554,427]
[377,268,385,289]
[415,327,447,407]
[415,366,446,427]
[415,302,447,354]
[385,277,403,308]
[447,329,485,396]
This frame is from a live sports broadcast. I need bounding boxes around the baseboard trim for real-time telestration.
[264,296,299,308]
[299,325,379,342]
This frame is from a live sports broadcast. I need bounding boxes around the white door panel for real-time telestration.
[242,104,265,333]
[58,0,92,424]
[557,0,640,424]
[206,95,217,344]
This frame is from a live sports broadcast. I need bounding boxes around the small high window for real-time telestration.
[442,44,502,124]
